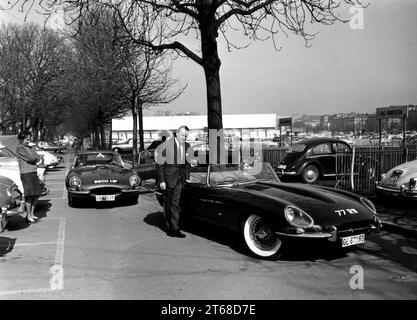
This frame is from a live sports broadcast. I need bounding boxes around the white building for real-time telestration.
[112,114,279,143]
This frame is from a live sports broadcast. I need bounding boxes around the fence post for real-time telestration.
[350,147,356,191]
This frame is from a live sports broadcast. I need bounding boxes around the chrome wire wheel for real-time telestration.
[243,214,282,259]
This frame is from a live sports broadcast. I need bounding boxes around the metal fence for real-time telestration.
[335,146,417,194]
[262,145,417,195]
[262,148,288,169]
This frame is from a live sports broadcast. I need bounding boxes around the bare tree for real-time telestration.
[69,6,184,157]
[2,0,364,132]
[116,36,185,166]
[0,22,71,138]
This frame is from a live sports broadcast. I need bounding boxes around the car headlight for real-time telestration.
[69,176,82,188]
[284,205,314,228]
[129,174,141,186]
[6,186,12,197]
[360,197,376,214]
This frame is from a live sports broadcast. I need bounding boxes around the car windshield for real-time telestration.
[208,162,279,186]
[288,144,306,153]
[76,153,124,167]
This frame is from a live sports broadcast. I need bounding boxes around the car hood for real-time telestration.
[68,165,135,184]
[380,159,417,189]
[236,181,374,226]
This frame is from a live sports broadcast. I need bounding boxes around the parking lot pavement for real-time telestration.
[49,149,417,240]
[371,197,417,239]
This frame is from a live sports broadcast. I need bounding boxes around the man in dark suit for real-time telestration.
[155,125,191,238]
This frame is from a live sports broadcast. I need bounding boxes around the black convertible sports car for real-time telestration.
[156,162,382,260]
[66,150,141,207]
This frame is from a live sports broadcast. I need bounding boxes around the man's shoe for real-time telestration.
[173,230,186,238]
[166,230,175,237]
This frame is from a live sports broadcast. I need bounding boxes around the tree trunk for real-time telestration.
[99,122,106,150]
[138,99,145,152]
[131,96,138,167]
[201,26,223,131]
[109,121,113,149]
[201,19,223,163]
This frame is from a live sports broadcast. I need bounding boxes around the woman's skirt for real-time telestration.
[20,172,42,197]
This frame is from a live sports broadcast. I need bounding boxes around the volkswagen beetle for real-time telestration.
[156,162,382,260]
[376,159,417,199]
[65,150,141,207]
[276,138,352,184]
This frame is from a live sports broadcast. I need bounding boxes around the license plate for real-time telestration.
[95,195,115,201]
[277,164,287,170]
[341,234,365,247]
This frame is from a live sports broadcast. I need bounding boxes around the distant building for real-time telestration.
[328,113,368,134]
[112,113,279,143]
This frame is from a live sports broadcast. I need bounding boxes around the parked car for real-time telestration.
[33,146,61,169]
[134,149,157,181]
[276,138,353,184]
[112,138,133,154]
[37,141,64,153]
[0,144,25,192]
[0,175,24,232]
[154,162,382,260]
[376,159,417,199]
[133,142,239,182]
[0,143,49,196]
[65,150,141,207]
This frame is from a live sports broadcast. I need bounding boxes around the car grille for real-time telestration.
[336,220,373,236]
[92,187,122,195]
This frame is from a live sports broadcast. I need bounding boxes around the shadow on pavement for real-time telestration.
[35,199,52,219]
[4,215,31,231]
[279,238,350,262]
[143,211,168,233]
[356,232,417,273]
[143,211,249,257]
[144,211,349,262]
[0,236,16,256]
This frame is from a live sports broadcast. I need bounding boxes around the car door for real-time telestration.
[181,169,216,222]
[134,149,156,180]
[310,143,335,176]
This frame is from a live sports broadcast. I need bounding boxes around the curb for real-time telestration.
[381,221,417,239]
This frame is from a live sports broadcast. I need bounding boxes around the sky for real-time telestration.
[1,0,416,118]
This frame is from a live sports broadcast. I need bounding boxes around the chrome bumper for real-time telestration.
[275,218,382,240]
[376,183,417,198]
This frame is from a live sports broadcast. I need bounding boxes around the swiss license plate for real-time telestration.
[95,195,115,202]
[341,234,365,247]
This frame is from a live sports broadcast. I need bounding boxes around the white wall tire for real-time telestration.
[242,214,283,260]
